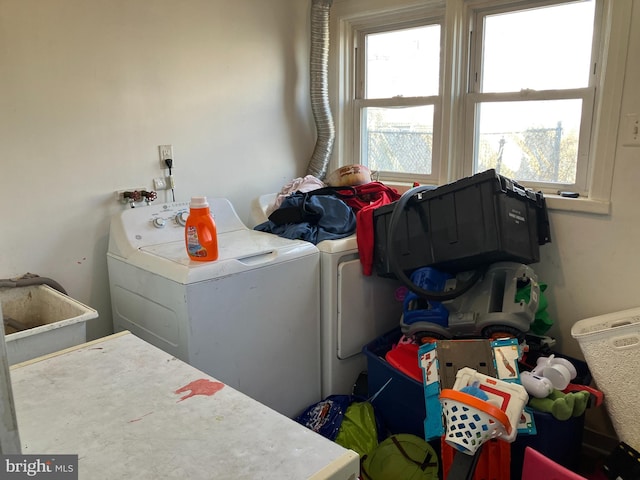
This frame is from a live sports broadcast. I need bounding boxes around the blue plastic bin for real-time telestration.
[511,410,585,478]
[362,328,425,437]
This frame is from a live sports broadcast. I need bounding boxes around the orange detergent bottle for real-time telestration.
[185,196,219,262]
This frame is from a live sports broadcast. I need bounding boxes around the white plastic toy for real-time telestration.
[531,355,577,390]
[520,371,554,398]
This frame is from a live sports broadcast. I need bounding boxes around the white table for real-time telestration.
[9,331,359,479]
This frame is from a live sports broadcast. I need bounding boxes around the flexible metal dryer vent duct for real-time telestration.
[306,0,335,180]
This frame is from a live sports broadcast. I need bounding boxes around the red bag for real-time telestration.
[340,182,400,211]
[348,183,400,276]
[305,182,401,274]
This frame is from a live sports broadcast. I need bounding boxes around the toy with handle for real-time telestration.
[439,368,529,480]
[440,389,513,480]
[440,389,512,455]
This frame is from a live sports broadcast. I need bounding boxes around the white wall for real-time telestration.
[1,0,639,439]
[331,0,640,358]
[536,1,640,360]
[0,0,315,340]
[536,7,640,436]
[329,0,640,438]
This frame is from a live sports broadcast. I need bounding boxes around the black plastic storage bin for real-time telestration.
[373,169,551,277]
[603,443,640,480]
[362,328,425,438]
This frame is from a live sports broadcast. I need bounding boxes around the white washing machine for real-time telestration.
[251,194,402,398]
[107,197,321,418]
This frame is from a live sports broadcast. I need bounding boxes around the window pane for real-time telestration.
[475,100,582,184]
[362,106,434,175]
[366,25,440,99]
[482,1,595,92]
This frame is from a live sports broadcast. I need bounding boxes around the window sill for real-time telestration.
[385,182,611,215]
[544,195,610,215]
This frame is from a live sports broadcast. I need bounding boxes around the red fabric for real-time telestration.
[340,182,400,275]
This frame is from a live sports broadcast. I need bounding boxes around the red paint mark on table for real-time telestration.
[175,379,224,402]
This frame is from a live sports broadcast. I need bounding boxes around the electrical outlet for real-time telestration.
[158,144,174,167]
[153,177,168,190]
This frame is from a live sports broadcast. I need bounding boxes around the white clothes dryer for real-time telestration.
[251,193,402,398]
[107,198,321,418]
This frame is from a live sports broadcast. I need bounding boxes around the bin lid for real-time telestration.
[571,307,640,339]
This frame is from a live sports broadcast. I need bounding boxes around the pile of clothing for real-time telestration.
[254,174,401,275]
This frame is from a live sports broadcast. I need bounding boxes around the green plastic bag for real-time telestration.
[361,434,439,480]
[334,401,378,458]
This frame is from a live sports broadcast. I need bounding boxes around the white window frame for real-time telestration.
[466,0,599,195]
[330,0,632,214]
[353,13,445,184]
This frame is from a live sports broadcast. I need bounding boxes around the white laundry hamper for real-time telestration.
[571,307,640,451]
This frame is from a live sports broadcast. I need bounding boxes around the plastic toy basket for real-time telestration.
[439,389,512,455]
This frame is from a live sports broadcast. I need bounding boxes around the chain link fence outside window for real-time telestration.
[366,129,433,175]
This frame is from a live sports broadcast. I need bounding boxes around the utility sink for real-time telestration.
[1,285,98,365]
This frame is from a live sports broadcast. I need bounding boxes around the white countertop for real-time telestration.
[9,332,359,480]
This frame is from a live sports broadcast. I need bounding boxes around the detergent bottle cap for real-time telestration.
[190,196,209,209]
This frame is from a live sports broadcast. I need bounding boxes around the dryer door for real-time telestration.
[337,259,402,359]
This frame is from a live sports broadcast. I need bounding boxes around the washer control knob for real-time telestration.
[152,217,167,229]
[176,211,189,226]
